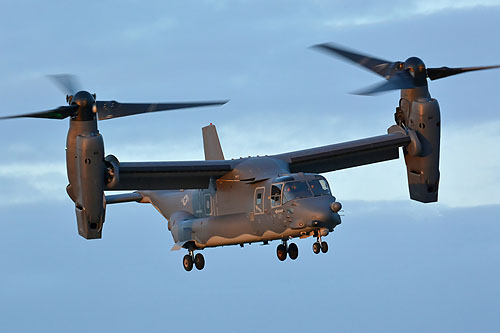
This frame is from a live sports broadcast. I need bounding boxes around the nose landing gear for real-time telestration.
[183,248,205,271]
[276,240,299,261]
[313,234,328,255]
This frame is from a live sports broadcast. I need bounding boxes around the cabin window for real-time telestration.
[270,183,283,207]
[283,181,312,204]
[204,194,212,215]
[254,187,265,215]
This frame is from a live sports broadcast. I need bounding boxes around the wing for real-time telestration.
[271,130,411,173]
[105,128,410,190]
[105,159,235,190]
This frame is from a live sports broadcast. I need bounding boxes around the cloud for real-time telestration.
[0,162,67,206]
[322,0,500,28]
[416,0,500,14]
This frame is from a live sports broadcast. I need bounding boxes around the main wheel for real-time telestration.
[288,243,299,260]
[312,242,321,254]
[321,241,328,253]
[183,254,193,271]
[194,253,205,270]
[276,244,287,261]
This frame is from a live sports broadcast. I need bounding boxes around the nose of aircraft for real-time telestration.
[290,196,341,230]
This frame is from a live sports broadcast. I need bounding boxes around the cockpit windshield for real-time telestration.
[283,181,312,203]
[308,177,331,196]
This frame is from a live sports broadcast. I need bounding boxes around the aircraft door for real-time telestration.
[270,183,285,228]
[254,187,265,215]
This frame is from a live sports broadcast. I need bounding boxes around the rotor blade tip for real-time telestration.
[310,43,330,51]
[350,90,375,96]
[46,74,81,95]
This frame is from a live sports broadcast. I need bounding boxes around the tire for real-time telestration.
[288,243,299,260]
[194,253,205,270]
[312,242,321,254]
[276,244,287,261]
[321,241,328,253]
[183,254,193,271]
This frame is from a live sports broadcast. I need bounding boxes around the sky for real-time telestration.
[1,1,500,332]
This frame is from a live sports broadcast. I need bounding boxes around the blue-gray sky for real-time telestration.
[1,1,500,332]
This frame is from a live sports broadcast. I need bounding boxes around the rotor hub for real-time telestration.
[404,57,427,86]
[71,90,96,121]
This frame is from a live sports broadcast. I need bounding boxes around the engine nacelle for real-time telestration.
[404,97,441,203]
[74,134,106,239]
[66,119,106,239]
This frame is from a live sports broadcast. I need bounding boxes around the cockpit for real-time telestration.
[270,175,332,207]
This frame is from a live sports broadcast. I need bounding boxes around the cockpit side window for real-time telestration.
[308,177,331,196]
[283,181,312,204]
[270,183,283,207]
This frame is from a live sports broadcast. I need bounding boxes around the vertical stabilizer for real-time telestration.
[202,124,225,160]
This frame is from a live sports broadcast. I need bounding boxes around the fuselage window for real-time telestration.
[256,193,262,205]
[204,194,212,215]
[270,183,283,207]
[283,181,312,204]
[308,178,331,196]
[254,187,265,214]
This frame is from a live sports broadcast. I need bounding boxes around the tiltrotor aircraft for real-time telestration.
[2,44,498,271]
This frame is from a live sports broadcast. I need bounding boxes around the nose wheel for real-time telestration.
[183,254,194,271]
[276,241,299,261]
[313,234,329,254]
[183,249,205,271]
[313,242,321,254]
[321,241,328,253]
[194,253,205,270]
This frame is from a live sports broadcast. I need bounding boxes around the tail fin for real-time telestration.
[202,124,225,160]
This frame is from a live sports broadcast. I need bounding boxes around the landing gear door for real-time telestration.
[254,187,265,215]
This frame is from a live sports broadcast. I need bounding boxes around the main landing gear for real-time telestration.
[276,240,299,261]
[183,249,205,271]
[312,234,328,255]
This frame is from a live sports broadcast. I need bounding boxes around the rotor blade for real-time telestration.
[312,43,397,78]
[0,105,78,120]
[96,100,229,120]
[47,74,82,95]
[427,65,500,80]
[353,71,416,95]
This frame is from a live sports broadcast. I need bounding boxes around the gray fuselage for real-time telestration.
[139,157,342,250]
